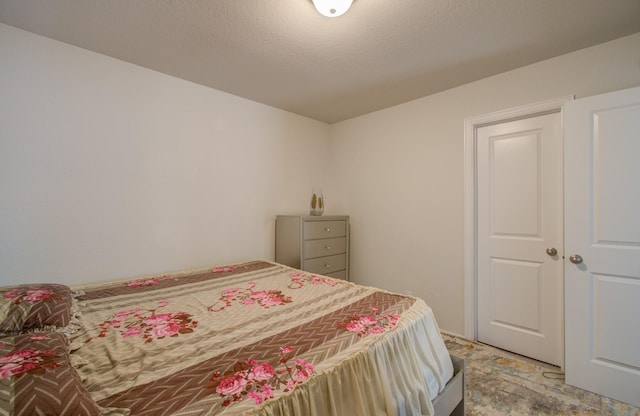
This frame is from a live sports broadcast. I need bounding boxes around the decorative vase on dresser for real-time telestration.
[275,215,350,281]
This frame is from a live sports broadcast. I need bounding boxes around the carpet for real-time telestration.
[442,333,640,416]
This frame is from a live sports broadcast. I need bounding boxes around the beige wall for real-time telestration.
[0,24,330,286]
[328,32,640,334]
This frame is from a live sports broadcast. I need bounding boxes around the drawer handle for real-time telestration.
[324,245,331,250]
[324,264,331,268]
[324,228,331,232]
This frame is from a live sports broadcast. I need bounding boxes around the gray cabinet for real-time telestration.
[275,215,350,280]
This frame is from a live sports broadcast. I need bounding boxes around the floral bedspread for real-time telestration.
[70,261,453,415]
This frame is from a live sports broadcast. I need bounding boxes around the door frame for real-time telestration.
[463,96,573,341]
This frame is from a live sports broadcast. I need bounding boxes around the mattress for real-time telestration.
[69,260,453,415]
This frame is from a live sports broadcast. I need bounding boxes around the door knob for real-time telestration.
[546,247,558,256]
[569,254,583,264]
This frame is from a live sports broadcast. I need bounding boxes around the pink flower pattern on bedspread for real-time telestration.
[288,271,341,289]
[207,345,315,407]
[126,274,176,287]
[2,287,59,304]
[211,266,234,273]
[85,301,198,343]
[0,335,60,379]
[338,306,401,337]
[123,263,248,288]
[209,282,292,312]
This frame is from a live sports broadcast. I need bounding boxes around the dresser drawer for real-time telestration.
[304,220,346,239]
[325,270,347,280]
[304,254,346,275]
[304,237,346,259]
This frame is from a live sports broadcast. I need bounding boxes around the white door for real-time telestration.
[477,112,564,366]
[564,86,640,407]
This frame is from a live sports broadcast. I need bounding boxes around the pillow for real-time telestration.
[0,332,100,415]
[0,284,73,335]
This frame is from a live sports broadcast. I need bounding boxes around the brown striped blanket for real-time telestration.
[70,261,453,415]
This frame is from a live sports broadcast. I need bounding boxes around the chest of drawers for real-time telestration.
[275,215,350,280]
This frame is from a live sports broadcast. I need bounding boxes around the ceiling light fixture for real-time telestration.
[312,0,353,17]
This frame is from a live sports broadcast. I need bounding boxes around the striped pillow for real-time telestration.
[0,332,100,415]
[0,284,73,336]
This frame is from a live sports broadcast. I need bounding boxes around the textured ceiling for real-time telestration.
[1,0,640,124]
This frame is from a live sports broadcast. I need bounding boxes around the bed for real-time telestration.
[0,260,463,415]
